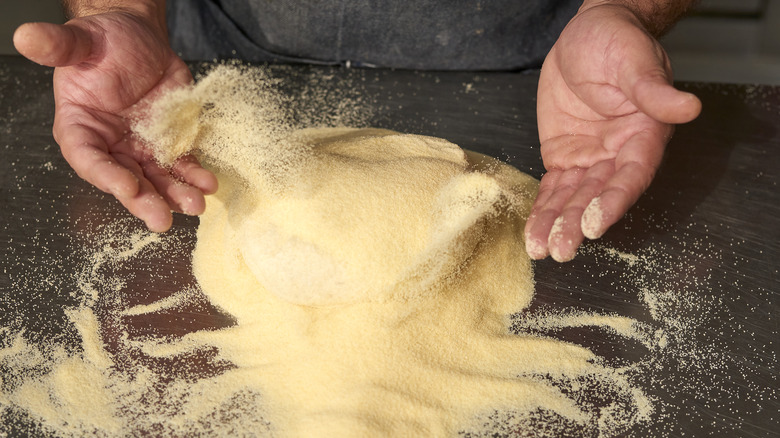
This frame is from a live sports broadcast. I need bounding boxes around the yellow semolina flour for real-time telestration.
[0,65,658,437]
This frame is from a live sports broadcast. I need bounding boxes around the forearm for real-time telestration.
[580,0,699,36]
[61,0,166,29]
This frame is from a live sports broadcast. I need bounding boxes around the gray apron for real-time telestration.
[167,0,580,70]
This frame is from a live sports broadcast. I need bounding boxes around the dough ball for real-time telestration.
[193,128,537,311]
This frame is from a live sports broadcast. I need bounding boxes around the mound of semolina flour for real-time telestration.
[0,65,669,437]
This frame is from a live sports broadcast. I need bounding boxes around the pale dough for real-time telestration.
[192,127,538,310]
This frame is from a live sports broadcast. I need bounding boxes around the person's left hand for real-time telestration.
[525,3,701,261]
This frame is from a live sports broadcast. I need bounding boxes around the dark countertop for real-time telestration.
[1,55,777,436]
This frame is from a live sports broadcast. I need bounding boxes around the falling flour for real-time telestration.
[1,65,697,437]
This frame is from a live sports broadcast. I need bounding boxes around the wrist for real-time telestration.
[578,0,698,36]
[62,0,166,30]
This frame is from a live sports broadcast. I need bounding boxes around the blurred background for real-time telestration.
[1,0,779,85]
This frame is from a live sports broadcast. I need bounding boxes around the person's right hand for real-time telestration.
[13,9,217,232]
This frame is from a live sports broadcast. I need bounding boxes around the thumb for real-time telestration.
[613,25,701,125]
[630,74,702,125]
[13,22,93,67]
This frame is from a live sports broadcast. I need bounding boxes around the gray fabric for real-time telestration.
[167,0,580,71]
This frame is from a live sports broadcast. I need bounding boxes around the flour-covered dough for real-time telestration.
[193,127,537,309]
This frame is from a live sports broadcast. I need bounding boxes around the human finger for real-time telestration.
[525,170,559,259]
[55,122,141,199]
[617,39,702,125]
[13,22,92,67]
[59,130,171,231]
[112,154,174,232]
[143,160,208,216]
[524,167,586,259]
[580,131,663,239]
[171,155,218,195]
[548,160,615,262]
[630,77,701,125]
[547,215,584,263]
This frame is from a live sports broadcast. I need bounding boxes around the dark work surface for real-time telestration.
[0,55,777,436]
